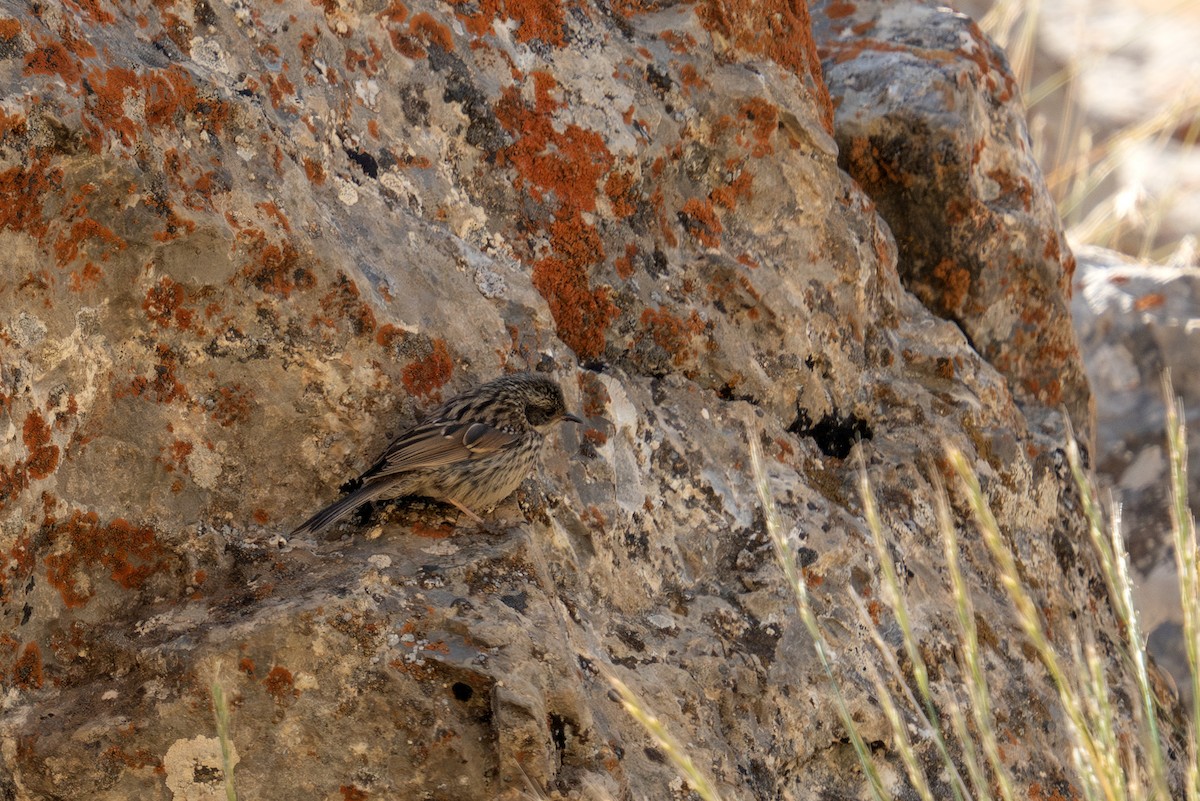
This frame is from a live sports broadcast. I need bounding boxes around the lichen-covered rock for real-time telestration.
[0,1,1171,800]
[813,0,1092,439]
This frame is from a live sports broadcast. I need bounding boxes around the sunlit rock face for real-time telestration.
[1,2,1171,800]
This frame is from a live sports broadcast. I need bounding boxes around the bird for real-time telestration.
[290,372,584,536]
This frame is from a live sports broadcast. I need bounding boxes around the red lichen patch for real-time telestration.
[122,343,189,404]
[81,66,141,148]
[238,233,317,298]
[0,18,21,43]
[659,30,697,53]
[638,306,706,365]
[679,197,723,248]
[577,371,609,418]
[264,71,297,111]
[532,221,618,359]
[694,0,833,133]
[931,257,971,313]
[402,339,453,399]
[239,657,256,676]
[255,202,291,233]
[142,66,233,135]
[12,642,42,689]
[0,464,29,513]
[340,786,369,801]
[142,277,191,329]
[375,322,410,350]
[263,665,298,703]
[495,76,613,212]
[986,167,1033,211]
[23,37,82,86]
[211,383,254,427]
[710,169,753,210]
[55,216,126,272]
[737,98,777,157]
[303,157,326,185]
[614,243,637,279]
[604,169,638,218]
[494,74,618,358]
[0,158,61,243]
[103,745,163,772]
[410,12,453,50]
[317,272,377,337]
[679,63,708,94]
[160,439,193,474]
[23,411,59,481]
[446,0,565,45]
[824,0,856,18]
[43,510,167,608]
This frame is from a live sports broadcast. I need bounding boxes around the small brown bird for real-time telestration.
[291,372,583,536]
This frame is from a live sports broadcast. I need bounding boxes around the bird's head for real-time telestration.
[513,373,585,431]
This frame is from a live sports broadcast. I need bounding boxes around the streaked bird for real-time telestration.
[291,372,583,536]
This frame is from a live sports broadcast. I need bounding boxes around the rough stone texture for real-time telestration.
[1071,243,1200,707]
[813,0,1093,440]
[0,2,1177,800]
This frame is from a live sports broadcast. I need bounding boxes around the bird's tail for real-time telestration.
[290,480,393,537]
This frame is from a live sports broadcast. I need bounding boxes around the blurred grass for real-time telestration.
[979,0,1200,261]
[735,374,1196,800]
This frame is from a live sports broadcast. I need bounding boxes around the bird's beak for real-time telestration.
[563,412,585,425]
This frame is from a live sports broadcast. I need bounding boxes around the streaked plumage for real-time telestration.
[291,372,582,536]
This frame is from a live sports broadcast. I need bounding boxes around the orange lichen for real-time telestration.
[679,197,723,248]
[658,30,697,53]
[409,12,453,50]
[122,343,189,404]
[211,383,254,427]
[1132,293,1165,312]
[23,411,59,481]
[710,169,753,210]
[402,339,453,399]
[340,786,369,801]
[81,67,141,148]
[23,38,81,85]
[263,665,298,703]
[494,73,618,358]
[143,277,190,329]
[303,157,327,185]
[738,98,778,157]
[577,372,609,418]
[932,257,971,313]
[604,170,638,218]
[532,217,618,359]
[0,158,61,243]
[694,0,833,133]
[317,273,377,337]
[12,642,42,689]
[238,233,317,298]
[43,510,166,608]
[447,0,565,46]
[639,306,706,365]
[375,323,409,350]
[614,243,637,279]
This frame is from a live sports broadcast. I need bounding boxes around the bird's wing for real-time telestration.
[364,420,518,478]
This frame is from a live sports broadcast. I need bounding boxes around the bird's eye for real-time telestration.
[526,404,556,426]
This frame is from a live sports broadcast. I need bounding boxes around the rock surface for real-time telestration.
[1071,243,1200,707]
[0,1,1175,800]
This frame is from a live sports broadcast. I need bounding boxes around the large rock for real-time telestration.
[0,1,1173,799]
